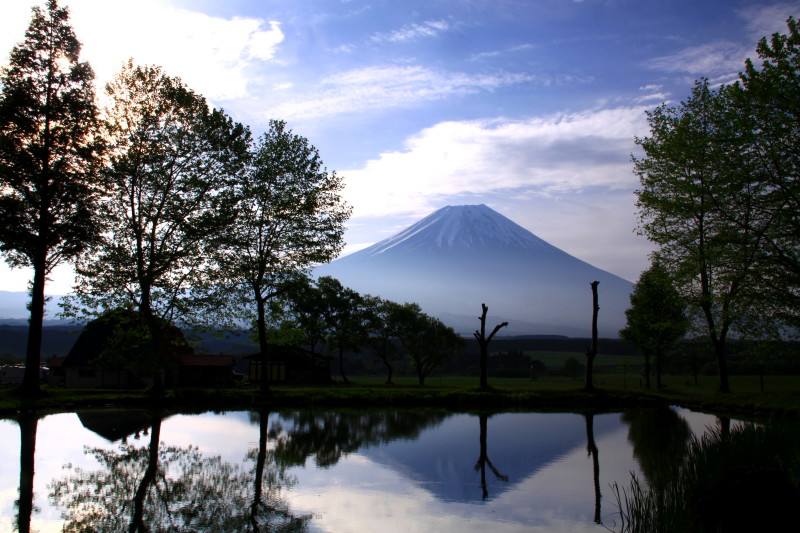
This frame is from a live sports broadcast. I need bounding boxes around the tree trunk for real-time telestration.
[712,336,730,393]
[584,413,601,524]
[21,255,47,395]
[383,359,394,385]
[381,337,394,385]
[255,292,272,396]
[474,303,507,391]
[130,413,162,533]
[250,408,269,532]
[655,345,663,390]
[477,413,488,500]
[584,281,599,392]
[338,346,349,384]
[477,306,489,390]
[17,412,37,533]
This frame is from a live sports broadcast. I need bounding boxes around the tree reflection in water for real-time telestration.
[621,406,691,491]
[16,411,38,533]
[271,410,448,468]
[473,413,508,500]
[48,409,309,532]
[584,413,601,524]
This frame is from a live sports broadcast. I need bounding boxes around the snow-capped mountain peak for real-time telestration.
[316,204,633,336]
[356,204,557,257]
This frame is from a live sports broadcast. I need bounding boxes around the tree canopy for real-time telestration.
[633,18,800,391]
[0,0,105,394]
[620,260,687,389]
[65,61,250,328]
[221,119,350,392]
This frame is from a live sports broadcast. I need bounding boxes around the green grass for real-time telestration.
[523,350,637,370]
[3,372,800,418]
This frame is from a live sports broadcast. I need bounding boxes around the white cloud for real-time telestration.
[341,106,650,219]
[648,41,749,75]
[740,1,800,39]
[1,0,284,101]
[634,92,670,103]
[647,2,800,78]
[269,65,536,119]
[371,20,451,43]
[470,43,536,62]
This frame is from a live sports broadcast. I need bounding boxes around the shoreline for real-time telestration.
[2,385,798,420]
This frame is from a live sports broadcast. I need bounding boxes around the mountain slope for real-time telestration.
[316,204,633,337]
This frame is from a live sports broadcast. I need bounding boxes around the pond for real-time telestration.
[0,407,735,532]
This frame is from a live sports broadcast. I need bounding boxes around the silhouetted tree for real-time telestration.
[0,0,105,394]
[64,61,249,390]
[393,303,463,385]
[474,303,508,390]
[222,119,349,395]
[723,18,800,332]
[620,260,687,389]
[634,80,770,393]
[283,275,328,355]
[584,281,599,391]
[364,296,402,385]
[316,276,369,384]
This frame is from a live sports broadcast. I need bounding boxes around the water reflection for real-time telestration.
[49,409,309,532]
[0,407,760,532]
[16,411,37,533]
[474,413,508,500]
[584,413,601,524]
[621,406,692,490]
[272,410,449,468]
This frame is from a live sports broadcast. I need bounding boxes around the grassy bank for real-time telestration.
[3,373,800,418]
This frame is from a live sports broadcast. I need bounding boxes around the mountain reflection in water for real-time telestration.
[0,407,724,532]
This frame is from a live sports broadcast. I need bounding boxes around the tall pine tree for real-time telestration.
[0,0,105,394]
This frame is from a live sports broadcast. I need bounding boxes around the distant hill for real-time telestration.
[0,324,82,359]
[316,204,633,337]
[0,324,260,360]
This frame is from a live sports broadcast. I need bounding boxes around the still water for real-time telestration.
[0,407,729,532]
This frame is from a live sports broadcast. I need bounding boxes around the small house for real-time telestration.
[173,354,235,387]
[248,345,331,385]
[60,309,191,389]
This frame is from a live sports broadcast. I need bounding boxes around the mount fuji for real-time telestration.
[315,204,634,337]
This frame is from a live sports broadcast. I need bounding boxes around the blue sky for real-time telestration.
[1,0,798,294]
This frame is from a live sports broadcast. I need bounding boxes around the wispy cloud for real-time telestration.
[341,106,650,218]
[269,65,536,119]
[739,1,800,39]
[469,43,536,61]
[647,41,749,75]
[634,89,670,104]
[371,20,451,43]
[647,2,800,78]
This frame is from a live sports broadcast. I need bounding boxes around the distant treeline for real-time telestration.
[0,325,632,360]
[3,325,799,379]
